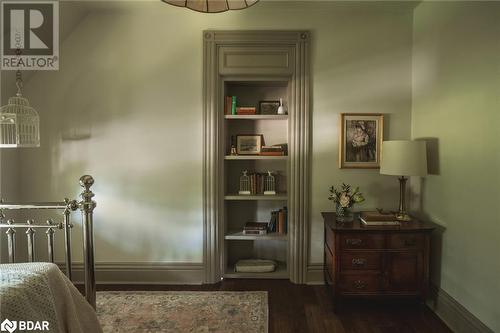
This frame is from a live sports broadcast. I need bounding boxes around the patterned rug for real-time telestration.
[96,291,268,333]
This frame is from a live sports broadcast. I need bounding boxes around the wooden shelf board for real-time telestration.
[224,115,288,120]
[224,262,288,279]
[225,231,288,241]
[224,194,288,201]
[224,155,287,160]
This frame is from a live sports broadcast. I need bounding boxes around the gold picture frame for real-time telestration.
[339,113,384,169]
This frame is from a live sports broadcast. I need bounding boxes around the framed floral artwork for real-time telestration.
[339,113,384,169]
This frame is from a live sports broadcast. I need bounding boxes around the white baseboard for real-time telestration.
[428,285,493,333]
[306,263,324,285]
[59,262,204,285]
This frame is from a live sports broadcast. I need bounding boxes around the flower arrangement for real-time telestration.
[328,183,365,220]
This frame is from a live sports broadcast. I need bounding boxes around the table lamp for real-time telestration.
[380,140,427,221]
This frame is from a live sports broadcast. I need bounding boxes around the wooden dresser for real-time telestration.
[322,212,435,309]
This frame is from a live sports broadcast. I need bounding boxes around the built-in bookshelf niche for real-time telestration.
[222,79,290,279]
[203,30,310,284]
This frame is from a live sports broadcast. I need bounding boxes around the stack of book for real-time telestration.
[243,222,268,235]
[261,145,285,156]
[236,107,256,115]
[359,211,400,226]
[268,207,288,234]
[241,209,288,235]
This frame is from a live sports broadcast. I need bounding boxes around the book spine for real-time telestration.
[231,96,237,115]
[259,151,284,156]
[269,211,277,232]
[252,174,256,194]
[243,230,267,235]
[283,206,288,234]
[260,174,266,194]
[255,174,259,194]
[236,107,257,115]
[278,209,285,234]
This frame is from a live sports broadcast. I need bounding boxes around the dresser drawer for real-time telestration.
[339,274,380,293]
[325,225,335,254]
[388,233,424,250]
[340,252,382,271]
[340,233,385,250]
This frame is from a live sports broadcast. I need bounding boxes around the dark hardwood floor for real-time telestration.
[95,280,451,333]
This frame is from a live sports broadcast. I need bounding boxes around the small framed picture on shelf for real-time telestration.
[259,100,280,115]
[339,113,384,169]
[236,135,264,155]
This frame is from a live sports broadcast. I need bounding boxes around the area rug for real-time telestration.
[96,291,268,333]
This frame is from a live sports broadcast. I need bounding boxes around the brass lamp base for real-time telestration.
[396,212,412,221]
[396,176,412,222]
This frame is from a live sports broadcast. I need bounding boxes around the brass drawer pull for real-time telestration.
[354,280,366,289]
[352,258,367,266]
[346,238,363,246]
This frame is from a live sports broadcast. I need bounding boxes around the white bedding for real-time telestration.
[0,263,102,333]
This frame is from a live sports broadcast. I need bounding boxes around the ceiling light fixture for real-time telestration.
[161,0,259,13]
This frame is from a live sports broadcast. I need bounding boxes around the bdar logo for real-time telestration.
[0,319,17,333]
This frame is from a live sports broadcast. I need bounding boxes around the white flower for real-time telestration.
[353,193,365,203]
[339,193,350,208]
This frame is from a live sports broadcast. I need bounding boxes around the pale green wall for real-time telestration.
[0,71,21,262]
[0,2,414,266]
[412,2,500,331]
[0,1,414,264]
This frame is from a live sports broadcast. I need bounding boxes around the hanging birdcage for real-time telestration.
[264,171,276,195]
[239,170,251,195]
[0,71,40,148]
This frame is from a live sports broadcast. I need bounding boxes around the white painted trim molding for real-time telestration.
[59,262,204,285]
[427,285,494,333]
[306,263,324,285]
[202,30,311,284]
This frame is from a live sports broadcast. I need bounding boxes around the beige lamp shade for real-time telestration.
[380,140,427,177]
[162,0,259,13]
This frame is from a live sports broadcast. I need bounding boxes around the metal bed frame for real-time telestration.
[0,175,97,308]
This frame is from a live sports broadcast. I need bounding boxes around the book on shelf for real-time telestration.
[261,145,283,152]
[359,211,400,226]
[244,222,268,230]
[231,96,237,115]
[243,222,268,235]
[243,171,278,195]
[260,145,285,156]
[243,229,267,235]
[260,151,285,156]
[268,207,288,234]
[236,107,257,115]
[224,96,232,115]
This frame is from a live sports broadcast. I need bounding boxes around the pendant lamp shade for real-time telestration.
[162,0,259,13]
[0,93,40,148]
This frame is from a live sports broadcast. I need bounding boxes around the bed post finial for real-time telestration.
[79,174,96,309]
[80,175,95,190]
